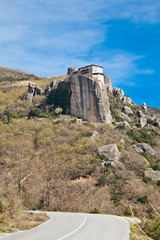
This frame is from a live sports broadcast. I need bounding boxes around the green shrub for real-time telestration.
[0,201,4,213]
[137,195,148,204]
[127,129,157,146]
[157,180,160,186]
[97,176,106,186]
[47,86,70,112]
[54,107,63,115]
[116,143,124,152]
[147,118,158,127]
[1,115,9,124]
[143,177,153,184]
[29,108,45,118]
[89,208,100,214]
[140,152,160,170]
[141,217,160,240]
[10,111,19,119]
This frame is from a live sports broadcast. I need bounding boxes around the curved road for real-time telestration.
[0,212,130,240]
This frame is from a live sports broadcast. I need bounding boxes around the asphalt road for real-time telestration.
[0,212,130,240]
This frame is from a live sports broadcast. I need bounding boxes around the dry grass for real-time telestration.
[1,212,49,230]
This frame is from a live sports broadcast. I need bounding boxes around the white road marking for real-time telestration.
[57,214,87,240]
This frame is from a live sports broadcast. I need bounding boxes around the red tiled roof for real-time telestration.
[78,64,103,70]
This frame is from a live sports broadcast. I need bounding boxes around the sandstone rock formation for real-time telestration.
[68,69,112,123]
[133,143,155,155]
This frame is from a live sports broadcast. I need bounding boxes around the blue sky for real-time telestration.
[0,0,160,108]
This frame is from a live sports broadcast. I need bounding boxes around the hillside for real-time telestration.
[0,67,160,239]
[0,67,40,82]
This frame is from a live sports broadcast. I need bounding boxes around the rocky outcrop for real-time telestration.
[142,102,147,111]
[138,110,147,127]
[133,143,155,155]
[144,168,160,181]
[122,95,134,105]
[123,106,133,115]
[69,73,112,123]
[27,82,44,96]
[112,87,124,100]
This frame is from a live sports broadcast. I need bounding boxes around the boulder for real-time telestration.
[123,106,133,115]
[144,168,160,181]
[110,160,125,170]
[142,102,147,111]
[23,93,33,103]
[120,112,131,122]
[101,159,125,170]
[122,96,134,105]
[89,131,100,142]
[138,110,147,127]
[133,143,155,155]
[118,121,131,129]
[119,139,125,144]
[98,144,120,162]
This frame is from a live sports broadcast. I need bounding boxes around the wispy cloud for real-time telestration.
[0,0,158,80]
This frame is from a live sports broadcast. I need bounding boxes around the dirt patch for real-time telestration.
[72,176,94,183]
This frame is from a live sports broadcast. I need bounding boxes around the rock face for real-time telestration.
[104,75,112,92]
[144,168,160,181]
[69,73,112,123]
[133,143,155,155]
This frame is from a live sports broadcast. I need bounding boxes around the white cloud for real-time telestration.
[93,52,154,86]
